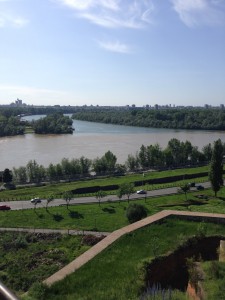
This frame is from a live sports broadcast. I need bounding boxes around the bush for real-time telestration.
[81,235,105,246]
[126,203,147,223]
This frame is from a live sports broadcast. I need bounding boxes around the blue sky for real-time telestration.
[0,0,225,107]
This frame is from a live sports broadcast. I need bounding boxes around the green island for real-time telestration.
[0,110,74,137]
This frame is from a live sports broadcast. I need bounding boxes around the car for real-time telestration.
[30,197,41,204]
[188,182,195,187]
[196,185,204,191]
[136,190,147,194]
[0,205,11,210]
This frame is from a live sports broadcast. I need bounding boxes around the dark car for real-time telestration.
[196,185,204,191]
[0,205,11,210]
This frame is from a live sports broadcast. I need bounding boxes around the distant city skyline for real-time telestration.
[0,0,225,107]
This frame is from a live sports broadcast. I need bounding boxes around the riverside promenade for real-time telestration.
[44,210,225,286]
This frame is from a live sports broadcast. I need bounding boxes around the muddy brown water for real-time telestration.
[1,117,225,169]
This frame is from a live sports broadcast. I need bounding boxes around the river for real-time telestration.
[0,116,225,169]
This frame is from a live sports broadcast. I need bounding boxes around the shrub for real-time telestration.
[126,203,147,223]
[81,235,105,246]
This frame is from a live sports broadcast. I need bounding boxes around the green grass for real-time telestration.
[201,261,225,299]
[0,232,89,297]
[40,218,225,300]
[0,165,209,201]
[1,187,225,232]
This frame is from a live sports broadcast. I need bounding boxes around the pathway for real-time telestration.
[44,209,225,286]
[0,227,109,237]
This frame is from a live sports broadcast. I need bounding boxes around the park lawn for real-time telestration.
[0,165,209,201]
[40,218,225,300]
[1,187,225,232]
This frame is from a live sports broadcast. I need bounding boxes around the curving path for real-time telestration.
[44,209,225,286]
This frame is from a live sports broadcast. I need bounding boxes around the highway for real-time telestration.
[0,182,211,211]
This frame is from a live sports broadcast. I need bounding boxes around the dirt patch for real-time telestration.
[143,236,224,292]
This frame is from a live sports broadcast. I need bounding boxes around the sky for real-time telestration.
[0,0,225,107]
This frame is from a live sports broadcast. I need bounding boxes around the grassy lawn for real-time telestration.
[0,187,225,232]
[38,218,225,300]
[0,166,209,201]
[201,261,225,299]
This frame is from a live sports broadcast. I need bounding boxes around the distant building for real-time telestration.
[10,98,27,107]
[15,98,22,106]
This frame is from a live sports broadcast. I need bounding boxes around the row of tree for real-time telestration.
[72,106,225,130]
[8,139,225,184]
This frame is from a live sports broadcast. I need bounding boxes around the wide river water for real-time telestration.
[1,115,225,169]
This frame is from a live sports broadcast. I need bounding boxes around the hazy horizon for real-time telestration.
[0,0,224,107]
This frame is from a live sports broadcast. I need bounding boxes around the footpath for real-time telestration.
[43,209,225,286]
[0,227,109,237]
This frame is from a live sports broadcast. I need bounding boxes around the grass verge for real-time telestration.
[1,187,225,232]
[0,166,209,201]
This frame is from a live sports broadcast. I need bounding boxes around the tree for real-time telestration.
[13,166,27,184]
[116,187,124,204]
[126,203,147,223]
[2,168,13,183]
[95,190,106,206]
[104,150,117,173]
[119,183,135,203]
[179,184,190,201]
[209,139,224,197]
[46,194,54,211]
[125,153,139,171]
[63,191,73,209]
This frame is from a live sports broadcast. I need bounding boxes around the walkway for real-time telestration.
[0,227,109,237]
[44,210,225,286]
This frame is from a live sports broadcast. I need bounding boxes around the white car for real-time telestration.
[30,197,41,204]
[136,190,147,194]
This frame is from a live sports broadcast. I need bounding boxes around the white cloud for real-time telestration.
[98,40,132,53]
[58,0,155,29]
[171,0,225,27]
[0,12,28,28]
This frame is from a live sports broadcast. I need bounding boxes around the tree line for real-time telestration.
[72,106,225,130]
[8,138,224,184]
[0,113,74,137]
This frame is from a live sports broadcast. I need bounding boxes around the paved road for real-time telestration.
[0,182,211,211]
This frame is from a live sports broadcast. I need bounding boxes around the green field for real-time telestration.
[39,218,225,300]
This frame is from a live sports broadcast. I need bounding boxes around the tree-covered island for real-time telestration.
[32,113,74,134]
[0,115,25,137]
